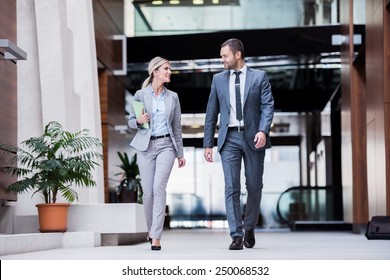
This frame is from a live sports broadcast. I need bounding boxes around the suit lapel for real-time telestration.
[143,86,153,115]
[164,88,172,122]
[222,71,230,106]
[244,67,254,105]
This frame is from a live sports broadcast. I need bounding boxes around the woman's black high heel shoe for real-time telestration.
[151,245,161,251]
[151,238,161,250]
[147,237,152,244]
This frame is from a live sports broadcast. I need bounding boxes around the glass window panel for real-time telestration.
[167,145,300,229]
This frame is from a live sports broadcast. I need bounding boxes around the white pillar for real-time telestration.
[16,0,104,215]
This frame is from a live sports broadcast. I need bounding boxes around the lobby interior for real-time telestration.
[1,0,390,259]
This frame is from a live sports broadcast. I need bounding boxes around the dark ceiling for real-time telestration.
[126,25,365,113]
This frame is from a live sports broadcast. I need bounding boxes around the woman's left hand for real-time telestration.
[177,157,186,168]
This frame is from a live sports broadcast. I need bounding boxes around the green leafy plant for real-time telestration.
[115,151,142,203]
[0,121,103,203]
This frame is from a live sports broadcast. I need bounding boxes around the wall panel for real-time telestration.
[0,0,17,201]
[340,0,354,223]
[365,0,389,216]
[351,59,368,223]
[384,3,390,213]
[340,0,369,226]
[385,103,390,213]
[94,0,129,203]
[98,68,128,202]
[93,0,123,72]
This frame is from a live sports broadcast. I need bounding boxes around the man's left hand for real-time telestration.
[254,131,266,149]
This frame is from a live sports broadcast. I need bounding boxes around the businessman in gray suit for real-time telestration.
[203,38,274,250]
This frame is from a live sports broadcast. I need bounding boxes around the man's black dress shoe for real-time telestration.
[229,236,243,250]
[151,245,161,251]
[244,229,255,248]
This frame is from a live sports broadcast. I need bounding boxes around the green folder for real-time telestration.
[132,100,149,129]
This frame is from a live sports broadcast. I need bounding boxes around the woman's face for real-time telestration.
[154,62,171,84]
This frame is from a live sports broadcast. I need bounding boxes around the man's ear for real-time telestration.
[235,51,242,59]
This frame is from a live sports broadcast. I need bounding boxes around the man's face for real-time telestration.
[220,45,239,70]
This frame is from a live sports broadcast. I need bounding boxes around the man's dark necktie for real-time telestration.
[234,71,243,122]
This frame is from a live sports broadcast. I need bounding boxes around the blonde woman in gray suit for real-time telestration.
[128,56,186,251]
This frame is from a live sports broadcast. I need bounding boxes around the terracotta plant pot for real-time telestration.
[36,203,70,233]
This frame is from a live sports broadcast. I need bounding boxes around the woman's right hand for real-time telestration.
[137,108,150,125]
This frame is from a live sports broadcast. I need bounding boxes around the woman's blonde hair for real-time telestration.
[142,56,170,88]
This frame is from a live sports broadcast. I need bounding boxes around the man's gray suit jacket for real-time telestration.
[203,67,274,152]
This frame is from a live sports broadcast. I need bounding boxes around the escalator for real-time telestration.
[276,186,351,231]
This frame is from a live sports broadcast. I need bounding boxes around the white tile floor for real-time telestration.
[1,228,389,260]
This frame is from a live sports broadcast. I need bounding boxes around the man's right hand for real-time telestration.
[204,147,214,162]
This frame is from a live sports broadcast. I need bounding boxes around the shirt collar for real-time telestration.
[230,64,247,76]
[151,87,166,98]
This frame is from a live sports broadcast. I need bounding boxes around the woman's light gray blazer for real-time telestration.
[128,85,184,158]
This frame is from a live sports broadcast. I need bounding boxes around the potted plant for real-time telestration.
[0,121,103,232]
[115,151,142,203]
